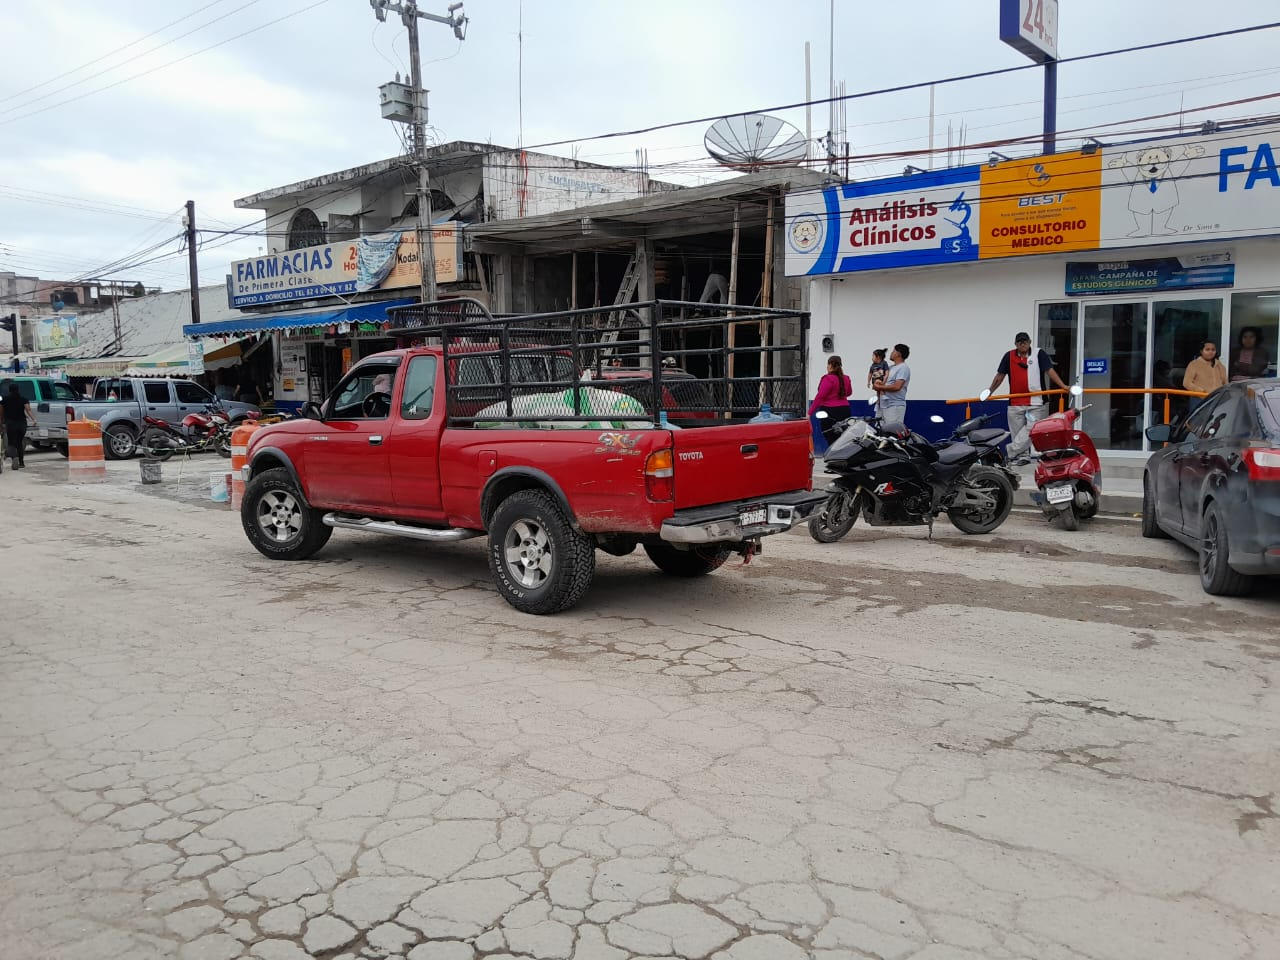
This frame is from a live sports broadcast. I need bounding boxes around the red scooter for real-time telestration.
[1029,384,1101,531]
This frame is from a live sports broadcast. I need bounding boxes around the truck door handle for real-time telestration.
[740,443,758,456]
[369,435,383,445]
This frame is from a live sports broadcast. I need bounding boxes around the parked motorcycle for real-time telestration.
[929,412,1019,489]
[808,406,1015,543]
[139,403,235,461]
[1029,384,1100,531]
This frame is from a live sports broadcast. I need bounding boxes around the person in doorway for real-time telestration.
[873,344,911,431]
[809,355,853,442]
[1,382,37,471]
[234,365,261,405]
[214,369,236,402]
[1181,340,1227,411]
[1229,326,1270,381]
[986,332,1069,466]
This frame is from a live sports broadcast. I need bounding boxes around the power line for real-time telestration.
[0,0,264,118]
[0,0,237,105]
[519,21,1280,153]
[0,0,328,128]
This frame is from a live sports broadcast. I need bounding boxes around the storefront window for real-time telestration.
[1036,302,1078,389]
[1152,297,1223,424]
[1227,292,1279,381]
[1082,301,1148,451]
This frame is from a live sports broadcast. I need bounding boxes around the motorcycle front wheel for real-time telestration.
[947,466,1014,535]
[808,488,859,543]
[215,431,232,458]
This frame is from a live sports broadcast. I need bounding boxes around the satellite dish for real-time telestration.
[705,113,808,171]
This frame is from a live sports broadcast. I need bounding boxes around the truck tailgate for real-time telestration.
[671,421,813,510]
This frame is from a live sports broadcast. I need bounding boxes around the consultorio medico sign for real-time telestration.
[785,123,1280,276]
[226,227,461,308]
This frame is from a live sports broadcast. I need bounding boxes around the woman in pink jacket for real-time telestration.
[809,355,853,445]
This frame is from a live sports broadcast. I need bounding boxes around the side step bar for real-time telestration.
[323,513,483,542]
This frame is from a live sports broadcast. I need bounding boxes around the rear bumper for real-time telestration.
[660,490,827,544]
[1228,549,1280,576]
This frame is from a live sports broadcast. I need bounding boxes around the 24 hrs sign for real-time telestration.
[1000,0,1059,62]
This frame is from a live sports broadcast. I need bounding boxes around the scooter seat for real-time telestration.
[935,443,976,465]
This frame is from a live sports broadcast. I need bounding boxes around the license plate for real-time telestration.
[740,507,767,526]
[1046,483,1074,504]
[37,428,48,438]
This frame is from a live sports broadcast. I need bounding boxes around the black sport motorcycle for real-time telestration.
[930,411,1020,490]
[809,414,1015,543]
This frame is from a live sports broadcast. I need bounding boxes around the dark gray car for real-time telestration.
[1142,378,1280,595]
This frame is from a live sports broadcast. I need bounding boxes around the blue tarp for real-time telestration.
[182,298,416,339]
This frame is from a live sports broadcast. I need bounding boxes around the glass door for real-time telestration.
[1082,301,1148,451]
[1152,298,1223,425]
[1037,302,1079,397]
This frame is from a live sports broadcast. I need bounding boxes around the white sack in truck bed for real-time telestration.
[474,387,650,429]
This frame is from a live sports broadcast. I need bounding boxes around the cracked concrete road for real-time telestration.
[1,458,1278,960]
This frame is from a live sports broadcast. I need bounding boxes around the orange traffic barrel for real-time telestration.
[229,420,261,509]
[67,420,107,482]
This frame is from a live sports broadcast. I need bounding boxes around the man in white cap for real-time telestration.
[986,331,1069,465]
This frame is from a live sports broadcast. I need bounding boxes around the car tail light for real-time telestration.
[1244,448,1280,481]
[645,448,674,502]
[65,405,75,423]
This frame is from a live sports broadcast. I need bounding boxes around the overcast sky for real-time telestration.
[1,0,1278,296]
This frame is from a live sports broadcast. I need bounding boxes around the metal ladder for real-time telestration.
[599,255,641,348]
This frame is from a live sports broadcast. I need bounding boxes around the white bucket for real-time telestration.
[209,472,231,502]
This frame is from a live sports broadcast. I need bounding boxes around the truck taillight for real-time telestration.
[65,405,74,423]
[1244,448,1280,481]
[645,448,674,502]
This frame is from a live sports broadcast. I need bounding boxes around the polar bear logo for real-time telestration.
[1108,142,1207,237]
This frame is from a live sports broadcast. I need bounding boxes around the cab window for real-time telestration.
[175,381,212,404]
[400,356,437,420]
[51,382,80,401]
[4,380,36,401]
[329,365,398,420]
[144,382,170,403]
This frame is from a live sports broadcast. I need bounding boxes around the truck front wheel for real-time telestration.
[643,543,731,577]
[489,489,595,615]
[242,468,332,561]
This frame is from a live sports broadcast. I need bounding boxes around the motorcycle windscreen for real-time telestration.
[670,420,813,509]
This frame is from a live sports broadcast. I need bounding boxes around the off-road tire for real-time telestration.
[643,543,732,577]
[1140,474,1166,539]
[488,489,595,615]
[1199,501,1253,597]
[948,465,1014,535]
[241,468,332,561]
[103,423,137,460]
[139,428,176,463]
[808,489,859,543]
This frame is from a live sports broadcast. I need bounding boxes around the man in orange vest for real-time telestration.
[986,332,1069,466]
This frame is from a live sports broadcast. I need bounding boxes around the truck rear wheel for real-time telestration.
[488,489,595,615]
[242,468,332,561]
[103,423,137,459]
[644,543,731,577]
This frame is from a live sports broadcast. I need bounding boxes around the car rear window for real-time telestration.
[1256,386,1280,439]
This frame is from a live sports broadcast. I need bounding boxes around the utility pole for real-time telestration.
[184,199,201,325]
[370,1,468,306]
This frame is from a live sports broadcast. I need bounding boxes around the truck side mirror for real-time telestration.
[301,401,324,421]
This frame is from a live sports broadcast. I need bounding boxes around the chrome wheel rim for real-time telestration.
[504,518,553,589]
[109,430,134,456]
[257,489,303,544]
[1201,513,1219,579]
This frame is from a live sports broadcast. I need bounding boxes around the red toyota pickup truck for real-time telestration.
[238,300,824,614]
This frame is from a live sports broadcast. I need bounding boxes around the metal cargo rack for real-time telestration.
[387,298,809,428]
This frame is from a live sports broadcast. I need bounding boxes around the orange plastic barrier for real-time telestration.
[229,421,261,509]
[67,420,107,482]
